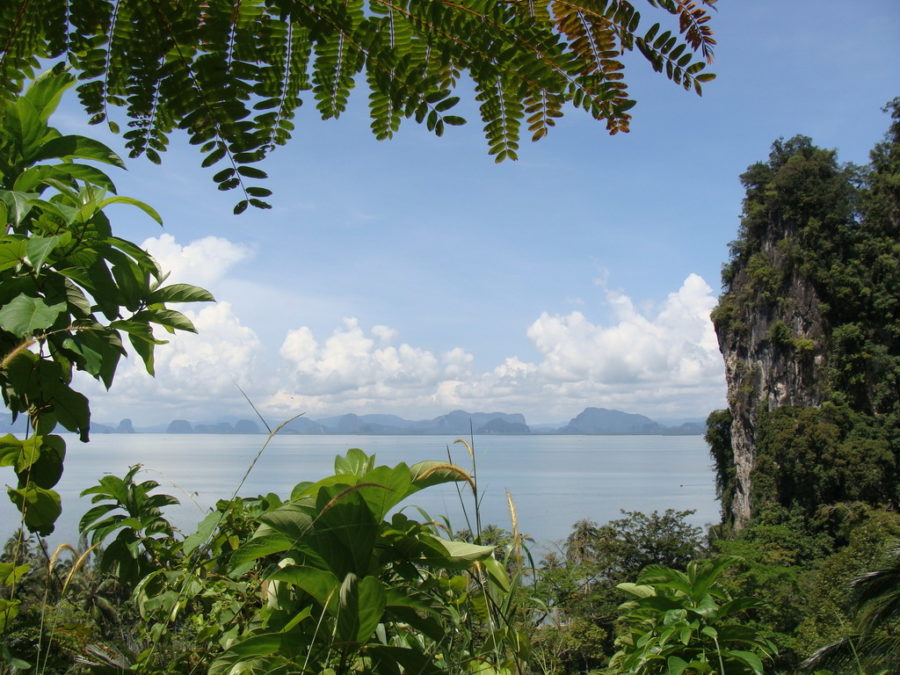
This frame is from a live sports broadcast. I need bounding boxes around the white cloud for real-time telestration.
[142,233,252,288]
[84,265,725,425]
[82,301,264,424]
[264,274,725,422]
[78,233,262,424]
[277,318,444,395]
[527,273,721,387]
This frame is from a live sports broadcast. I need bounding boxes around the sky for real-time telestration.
[53,0,900,428]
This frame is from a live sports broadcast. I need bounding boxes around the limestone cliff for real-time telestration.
[712,226,829,527]
[710,110,900,528]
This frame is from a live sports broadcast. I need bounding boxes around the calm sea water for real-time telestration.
[3,434,719,552]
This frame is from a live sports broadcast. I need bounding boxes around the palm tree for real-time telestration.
[802,540,899,673]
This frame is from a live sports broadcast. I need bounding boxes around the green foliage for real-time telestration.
[534,509,706,671]
[767,320,793,349]
[0,69,212,536]
[791,509,900,667]
[705,409,734,527]
[0,0,718,210]
[79,464,180,591]
[16,448,534,673]
[609,557,776,674]
[752,404,896,516]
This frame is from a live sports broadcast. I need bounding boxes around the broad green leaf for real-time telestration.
[0,239,27,272]
[0,434,28,469]
[409,460,473,492]
[617,582,657,598]
[147,283,215,304]
[12,98,44,157]
[355,464,412,520]
[0,598,21,634]
[22,65,72,122]
[259,503,314,541]
[229,533,294,572]
[0,190,35,225]
[25,234,61,270]
[727,650,764,675]
[429,537,495,562]
[128,330,156,375]
[45,380,90,441]
[334,448,374,477]
[226,633,286,657]
[23,434,66,489]
[666,656,689,674]
[131,308,197,333]
[183,510,220,555]
[482,556,511,592]
[13,162,118,193]
[32,135,125,168]
[269,565,340,609]
[355,575,386,642]
[0,295,65,336]
[98,196,162,224]
[7,484,62,536]
[63,280,93,317]
[0,562,29,587]
[312,485,378,577]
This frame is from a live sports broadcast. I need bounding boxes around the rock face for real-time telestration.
[714,245,829,527]
[711,136,853,528]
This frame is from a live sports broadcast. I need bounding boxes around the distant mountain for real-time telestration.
[280,417,327,435]
[309,410,528,435]
[116,418,135,434]
[318,413,414,433]
[71,408,707,436]
[557,407,662,435]
[233,419,261,434]
[475,418,530,435]
[167,419,193,433]
[194,421,234,434]
[411,410,528,435]
[90,422,116,434]
[162,419,262,434]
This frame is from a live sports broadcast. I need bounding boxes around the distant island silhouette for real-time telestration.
[12,407,707,436]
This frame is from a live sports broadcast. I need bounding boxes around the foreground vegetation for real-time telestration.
[1,447,896,673]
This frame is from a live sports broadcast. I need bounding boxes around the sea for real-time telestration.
[2,434,719,554]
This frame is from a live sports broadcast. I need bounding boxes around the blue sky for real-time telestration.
[59,0,900,427]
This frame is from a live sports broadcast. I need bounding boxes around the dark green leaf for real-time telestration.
[0,295,66,336]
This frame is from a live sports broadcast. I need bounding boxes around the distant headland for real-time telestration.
[0,407,705,436]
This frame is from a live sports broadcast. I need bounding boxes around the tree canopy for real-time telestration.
[0,0,717,211]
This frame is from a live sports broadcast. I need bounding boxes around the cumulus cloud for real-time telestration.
[142,233,252,288]
[81,301,263,423]
[528,273,721,386]
[85,263,725,425]
[78,233,263,424]
[264,274,725,422]
[277,318,447,395]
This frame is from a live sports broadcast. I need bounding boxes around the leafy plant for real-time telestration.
[801,540,900,674]
[207,448,500,673]
[610,557,777,674]
[0,66,213,536]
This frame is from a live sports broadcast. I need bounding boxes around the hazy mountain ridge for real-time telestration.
[59,407,705,436]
